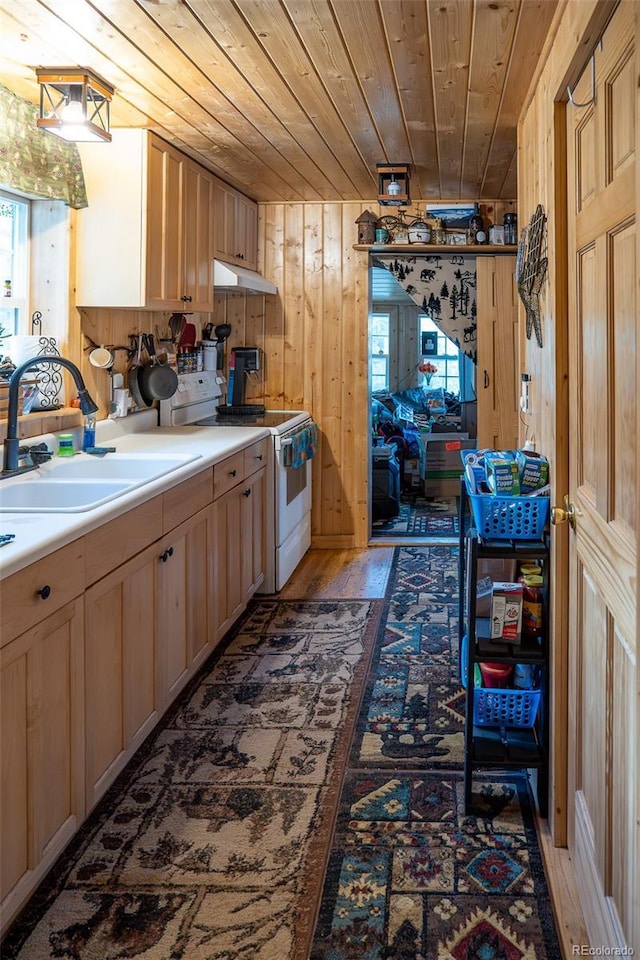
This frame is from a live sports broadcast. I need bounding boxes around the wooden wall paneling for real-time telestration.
[260,204,286,408]
[346,203,370,549]
[321,203,345,539]
[283,204,305,409]
[304,204,325,539]
[243,294,267,403]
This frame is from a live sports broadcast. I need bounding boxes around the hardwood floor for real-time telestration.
[276,546,395,600]
[278,545,589,958]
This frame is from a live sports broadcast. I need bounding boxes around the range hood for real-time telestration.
[213,259,277,295]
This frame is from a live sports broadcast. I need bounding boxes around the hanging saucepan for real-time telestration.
[138,334,178,404]
[127,334,147,409]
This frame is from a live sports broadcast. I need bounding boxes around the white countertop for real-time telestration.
[0,412,270,578]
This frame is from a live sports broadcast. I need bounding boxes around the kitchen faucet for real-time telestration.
[2,356,99,476]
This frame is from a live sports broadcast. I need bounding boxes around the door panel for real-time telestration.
[611,222,637,533]
[476,256,519,449]
[566,2,637,949]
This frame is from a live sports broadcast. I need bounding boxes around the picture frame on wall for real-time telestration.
[425,203,477,228]
[421,331,438,356]
[446,231,468,245]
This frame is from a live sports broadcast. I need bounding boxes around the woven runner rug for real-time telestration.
[310,545,561,959]
[1,600,384,960]
[371,493,461,539]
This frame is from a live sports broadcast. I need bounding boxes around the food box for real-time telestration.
[484,451,520,495]
[490,581,523,642]
[475,559,517,617]
[515,449,549,493]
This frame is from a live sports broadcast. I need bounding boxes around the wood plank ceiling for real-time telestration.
[0,0,557,203]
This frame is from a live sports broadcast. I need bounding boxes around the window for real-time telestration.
[418,315,460,396]
[0,191,29,340]
[369,312,390,392]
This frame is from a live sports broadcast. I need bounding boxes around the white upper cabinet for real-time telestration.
[76,130,214,312]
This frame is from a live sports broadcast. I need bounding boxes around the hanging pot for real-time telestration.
[138,334,178,404]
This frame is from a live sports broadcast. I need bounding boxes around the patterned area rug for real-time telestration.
[311,546,561,959]
[354,545,464,769]
[1,600,384,960]
[372,493,461,538]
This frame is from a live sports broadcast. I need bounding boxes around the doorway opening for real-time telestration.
[368,266,477,543]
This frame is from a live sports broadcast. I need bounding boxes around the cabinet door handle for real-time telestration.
[37,584,51,600]
[483,370,489,388]
[230,469,237,477]
[256,454,263,461]
[243,488,251,497]
[160,547,174,563]
[181,295,193,303]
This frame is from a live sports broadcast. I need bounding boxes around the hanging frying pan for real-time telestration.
[127,335,147,409]
[138,334,178,404]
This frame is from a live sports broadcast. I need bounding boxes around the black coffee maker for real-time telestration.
[219,347,265,415]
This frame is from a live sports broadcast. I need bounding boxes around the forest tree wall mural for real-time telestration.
[378,254,478,362]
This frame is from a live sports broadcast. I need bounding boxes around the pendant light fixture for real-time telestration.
[376,163,411,206]
[36,68,114,143]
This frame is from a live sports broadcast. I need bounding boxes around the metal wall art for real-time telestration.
[516,204,548,348]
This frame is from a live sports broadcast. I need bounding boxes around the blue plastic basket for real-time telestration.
[461,451,549,540]
[466,484,549,540]
[460,636,541,729]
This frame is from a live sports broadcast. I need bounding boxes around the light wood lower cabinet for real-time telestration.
[156,507,212,707]
[1,450,267,933]
[1,598,85,931]
[212,464,266,641]
[84,506,213,810]
[84,547,159,811]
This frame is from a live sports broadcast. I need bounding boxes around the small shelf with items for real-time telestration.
[458,475,550,815]
[354,243,518,254]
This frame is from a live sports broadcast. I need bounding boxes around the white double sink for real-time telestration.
[0,452,202,513]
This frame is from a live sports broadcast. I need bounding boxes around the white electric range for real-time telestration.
[159,372,313,592]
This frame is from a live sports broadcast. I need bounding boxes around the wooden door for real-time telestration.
[156,508,211,708]
[565,3,638,949]
[184,159,215,311]
[476,256,520,449]
[211,487,245,640]
[84,549,158,810]
[241,466,267,600]
[146,134,184,309]
[237,193,258,269]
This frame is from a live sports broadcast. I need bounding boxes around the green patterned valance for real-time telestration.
[0,83,87,209]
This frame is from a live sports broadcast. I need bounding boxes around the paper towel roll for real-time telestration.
[8,336,66,408]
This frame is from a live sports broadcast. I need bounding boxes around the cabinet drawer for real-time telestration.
[245,438,269,477]
[1,541,85,646]
[85,495,162,586]
[163,469,213,533]
[213,451,245,499]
